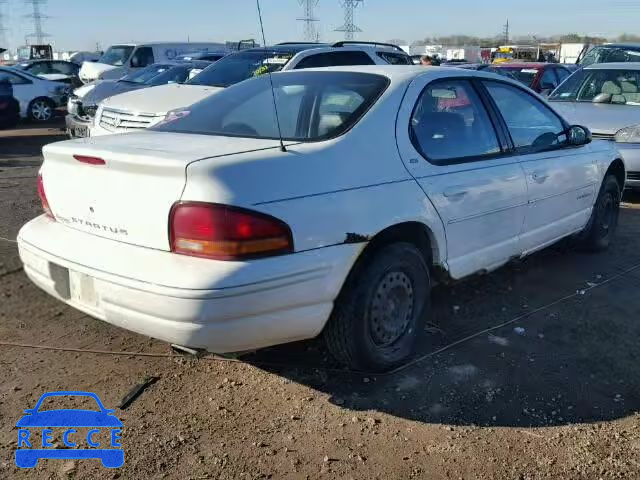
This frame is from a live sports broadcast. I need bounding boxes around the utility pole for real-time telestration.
[24,0,50,45]
[502,19,510,45]
[335,0,364,41]
[297,0,320,42]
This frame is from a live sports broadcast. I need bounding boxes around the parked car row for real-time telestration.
[67,41,413,138]
[19,59,626,371]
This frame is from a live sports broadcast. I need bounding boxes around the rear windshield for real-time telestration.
[486,67,538,87]
[579,45,640,66]
[187,50,296,88]
[549,68,640,105]
[153,71,389,141]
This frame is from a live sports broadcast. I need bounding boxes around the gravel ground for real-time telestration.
[1,125,639,479]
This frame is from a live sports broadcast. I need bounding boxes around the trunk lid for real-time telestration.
[41,131,288,251]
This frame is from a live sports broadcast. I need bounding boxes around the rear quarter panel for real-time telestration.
[181,80,447,264]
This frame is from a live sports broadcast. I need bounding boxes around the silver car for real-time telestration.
[549,62,640,189]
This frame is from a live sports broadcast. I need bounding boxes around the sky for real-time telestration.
[1,0,639,52]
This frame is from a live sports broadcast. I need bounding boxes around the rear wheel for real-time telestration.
[28,97,55,122]
[324,242,430,372]
[577,175,621,252]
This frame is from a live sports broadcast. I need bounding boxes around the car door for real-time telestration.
[396,76,528,279]
[481,80,599,254]
[0,70,35,117]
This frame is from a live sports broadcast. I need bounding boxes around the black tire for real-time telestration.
[324,242,430,372]
[577,175,621,252]
[28,97,55,122]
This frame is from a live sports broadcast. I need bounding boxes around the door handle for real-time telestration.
[443,188,468,199]
[531,171,549,183]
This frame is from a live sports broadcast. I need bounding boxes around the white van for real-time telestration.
[78,42,229,83]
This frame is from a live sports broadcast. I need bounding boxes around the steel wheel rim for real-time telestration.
[369,271,414,347]
[32,101,52,121]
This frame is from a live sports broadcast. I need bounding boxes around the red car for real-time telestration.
[486,62,573,95]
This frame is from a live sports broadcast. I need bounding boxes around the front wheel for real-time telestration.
[577,175,621,252]
[28,98,55,122]
[324,242,431,372]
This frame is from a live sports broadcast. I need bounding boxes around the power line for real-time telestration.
[297,0,320,42]
[24,0,51,45]
[335,0,364,41]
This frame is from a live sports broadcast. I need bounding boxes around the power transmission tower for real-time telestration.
[335,0,364,41]
[502,19,509,44]
[24,0,51,45]
[297,0,320,42]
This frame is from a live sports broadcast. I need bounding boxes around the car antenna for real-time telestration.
[255,0,287,153]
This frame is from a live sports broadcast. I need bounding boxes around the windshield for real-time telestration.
[579,45,640,66]
[99,45,135,66]
[120,64,181,85]
[486,67,538,87]
[549,68,640,105]
[154,71,389,141]
[187,50,296,87]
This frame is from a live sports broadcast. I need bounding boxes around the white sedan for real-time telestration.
[0,66,69,122]
[18,66,624,371]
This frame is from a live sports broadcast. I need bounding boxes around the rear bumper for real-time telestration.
[18,216,361,352]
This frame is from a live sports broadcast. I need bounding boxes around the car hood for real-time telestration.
[83,80,145,106]
[552,101,640,135]
[79,61,118,82]
[99,83,223,115]
[16,410,123,428]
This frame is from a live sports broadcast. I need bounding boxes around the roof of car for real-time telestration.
[584,62,640,70]
[596,43,640,49]
[489,62,550,69]
[244,44,331,54]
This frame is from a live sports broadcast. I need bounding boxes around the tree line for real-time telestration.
[387,33,640,47]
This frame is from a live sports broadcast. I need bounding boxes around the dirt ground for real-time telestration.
[1,123,639,479]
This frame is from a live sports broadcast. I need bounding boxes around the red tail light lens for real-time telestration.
[37,173,54,219]
[170,202,293,260]
[73,155,105,165]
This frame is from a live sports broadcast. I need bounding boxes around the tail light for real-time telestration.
[169,202,293,260]
[37,173,54,219]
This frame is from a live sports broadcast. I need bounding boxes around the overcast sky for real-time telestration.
[2,0,639,51]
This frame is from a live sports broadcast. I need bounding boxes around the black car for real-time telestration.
[0,78,19,129]
[66,60,211,138]
[13,60,82,88]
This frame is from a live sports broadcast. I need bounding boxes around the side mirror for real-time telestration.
[567,125,592,146]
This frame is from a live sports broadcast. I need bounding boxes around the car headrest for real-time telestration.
[620,81,638,93]
[601,81,622,95]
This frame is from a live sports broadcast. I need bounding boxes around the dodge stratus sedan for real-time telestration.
[18,66,624,371]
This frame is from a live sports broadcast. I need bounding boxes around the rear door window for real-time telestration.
[540,68,559,90]
[377,51,412,65]
[410,79,501,163]
[294,51,375,69]
[51,62,78,75]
